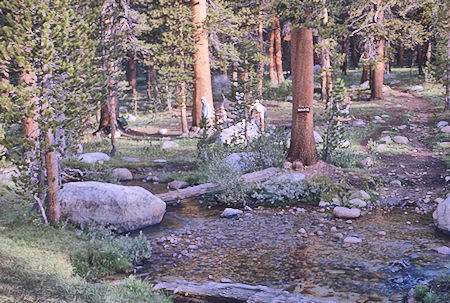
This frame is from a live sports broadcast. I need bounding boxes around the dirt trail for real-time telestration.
[362,89,447,208]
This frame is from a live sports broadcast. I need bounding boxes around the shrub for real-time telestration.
[262,80,292,102]
[414,285,430,301]
[73,227,151,280]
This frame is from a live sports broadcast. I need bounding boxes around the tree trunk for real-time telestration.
[126,51,137,92]
[45,129,60,224]
[397,44,404,67]
[147,65,158,102]
[269,23,276,84]
[385,40,390,75]
[258,10,264,98]
[341,37,349,75]
[274,17,284,84]
[350,36,360,68]
[191,0,214,128]
[287,27,318,166]
[446,30,450,111]
[417,44,424,75]
[320,6,332,103]
[19,72,39,141]
[370,39,385,99]
[232,62,238,87]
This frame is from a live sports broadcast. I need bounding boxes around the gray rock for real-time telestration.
[220,208,243,218]
[168,180,189,190]
[379,136,392,143]
[78,152,110,164]
[222,152,254,172]
[393,136,409,144]
[439,142,450,147]
[314,131,323,143]
[437,121,448,127]
[319,201,330,207]
[441,126,450,133]
[128,114,137,122]
[273,173,306,183]
[350,190,371,200]
[154,159,167,163]
[59,181,166,233]
[432,246,450,255]
[161,141,180,149]
[390,180,402,187]
[220,278,232,283]
[333,207,361,219]
[113,168,133,181]
[218,121,260,145]
[349,198,367,208]
[376,231,386,236]
[343,236,362,244]
[377,144,388,150]
[353,120,366,127]
[361,157,374,168]
[360,81,370,89]
[332,198,341,206]
[433,197,450,234]
[408,85,424,92]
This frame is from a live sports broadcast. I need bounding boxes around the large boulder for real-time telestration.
[433,197,450,235]
[60,181,166,233]
[218,121,260,145]
[78,152,110,164]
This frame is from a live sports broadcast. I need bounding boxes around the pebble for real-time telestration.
[390,180,402,187]
[299,228,307,234]
[349,198,367,208]
[330,227,337,232]
[220,278,232,283]
[333,207,361,219]
[333,233,344,239]
[376,231,386,236]
[441,126,450,133]
[220,208,243,218]
[158,128,169,135]
[350,190,371,200]
[346,220,353,224]
[343,236,362,244]
[437,121,448,127]
[317,231,324,236]
[319,201,330,207]
[360,157,374,168]
[406,221,411,225]
[393,136,409,144]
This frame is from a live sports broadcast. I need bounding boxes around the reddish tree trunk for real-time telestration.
[397,44,404,66]
[287,27,318,166]
[371,39,385,100]
[446,30,450,111]
[191,0,214,128]
[258,11,264,98]
[269,23,276,84]
[126,52,137,92]
[274,17,284,84]
[45,129,60,224]
[19,71,39,141]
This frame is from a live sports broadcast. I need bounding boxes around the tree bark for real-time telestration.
[370,0,384,100]
[269,23,276,84]
[417,44,425,75]
[45,129,60,224]
[258,10,264,98]
[287,27,318,166]
[446,30,450,111]
[341,37,349,75]
[126,51,137,92]
[274,17,284,84]
[191,0,214,128]
[320,7,332,103]
[147,65,157,102]
[397,44,404,67]
[350,36,360,68]
[19,72,39,141]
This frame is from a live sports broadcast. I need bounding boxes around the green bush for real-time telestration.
[73,227,151,280]
[262,80,292,102]
[414,285,430,301]
[423,292,438,303]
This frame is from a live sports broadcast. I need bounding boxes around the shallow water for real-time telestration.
[130,182,449,301]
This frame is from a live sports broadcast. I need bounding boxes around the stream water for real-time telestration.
[126,182,450,302]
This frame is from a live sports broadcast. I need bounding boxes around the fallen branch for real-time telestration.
[156,167,280,202]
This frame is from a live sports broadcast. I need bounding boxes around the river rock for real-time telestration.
[59,181,166,233]
[333,207,361,219]
[441,126,450,133]
[319,201,330,207]
[343,236,362,244]
[432,246,450,255]
[437,121,448,127]
[113,168,133,181]
[349,198,367,208]
[350,190,371,200]
[379,136,392,143]
[168,180,189,190]
[78,152,110,164]
[220,208,243,218]
[361,157,374,168]
[408,85,424,92]
[393,136,409,144]
[433,197,450,234]
[376,231,386,236]
[161,141,180,149]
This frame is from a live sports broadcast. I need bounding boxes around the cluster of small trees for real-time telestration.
[0,0,448,224]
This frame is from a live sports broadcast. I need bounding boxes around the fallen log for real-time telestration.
[152,280,334,303]
[156,167,280,202]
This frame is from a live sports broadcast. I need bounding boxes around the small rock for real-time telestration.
[439,142,450,147]
[161,141,180,149]
[78,152,111,164]
[432,246,450,255]
[397,125,407,130]
[361,157,374,168]
[390,180,402,187]
[153,159,167,163]
[350,190,371,200]
[220,278,232,283]
[333,207,361,219]
[299,228,307,234]
[353,120,366,127]
[330,227,337,232]
[393,136,409,144]
[408,85,424,92]
[292,160,305,171]
[377,144,387,150]
[333,233,344,239]
[158,128,169,135]
[360,81,370,89]
[220,208,243,218]
[349,198,367,208]
[379,136,392,143]
[435,198,444,203]
[441,126,450,133]
[319,201,330,207]
[113,168,133,181]
[128,114,137,122]
[376,231,386,236]
[343,236,362,244]
[314,131,323,143]
[282,161,292,170]
[168,180,189,190]
[332,198,341,206]
[317,231,324,236]
[374,116,382,120]
[437,121,448,127]
[346,220,353,224]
